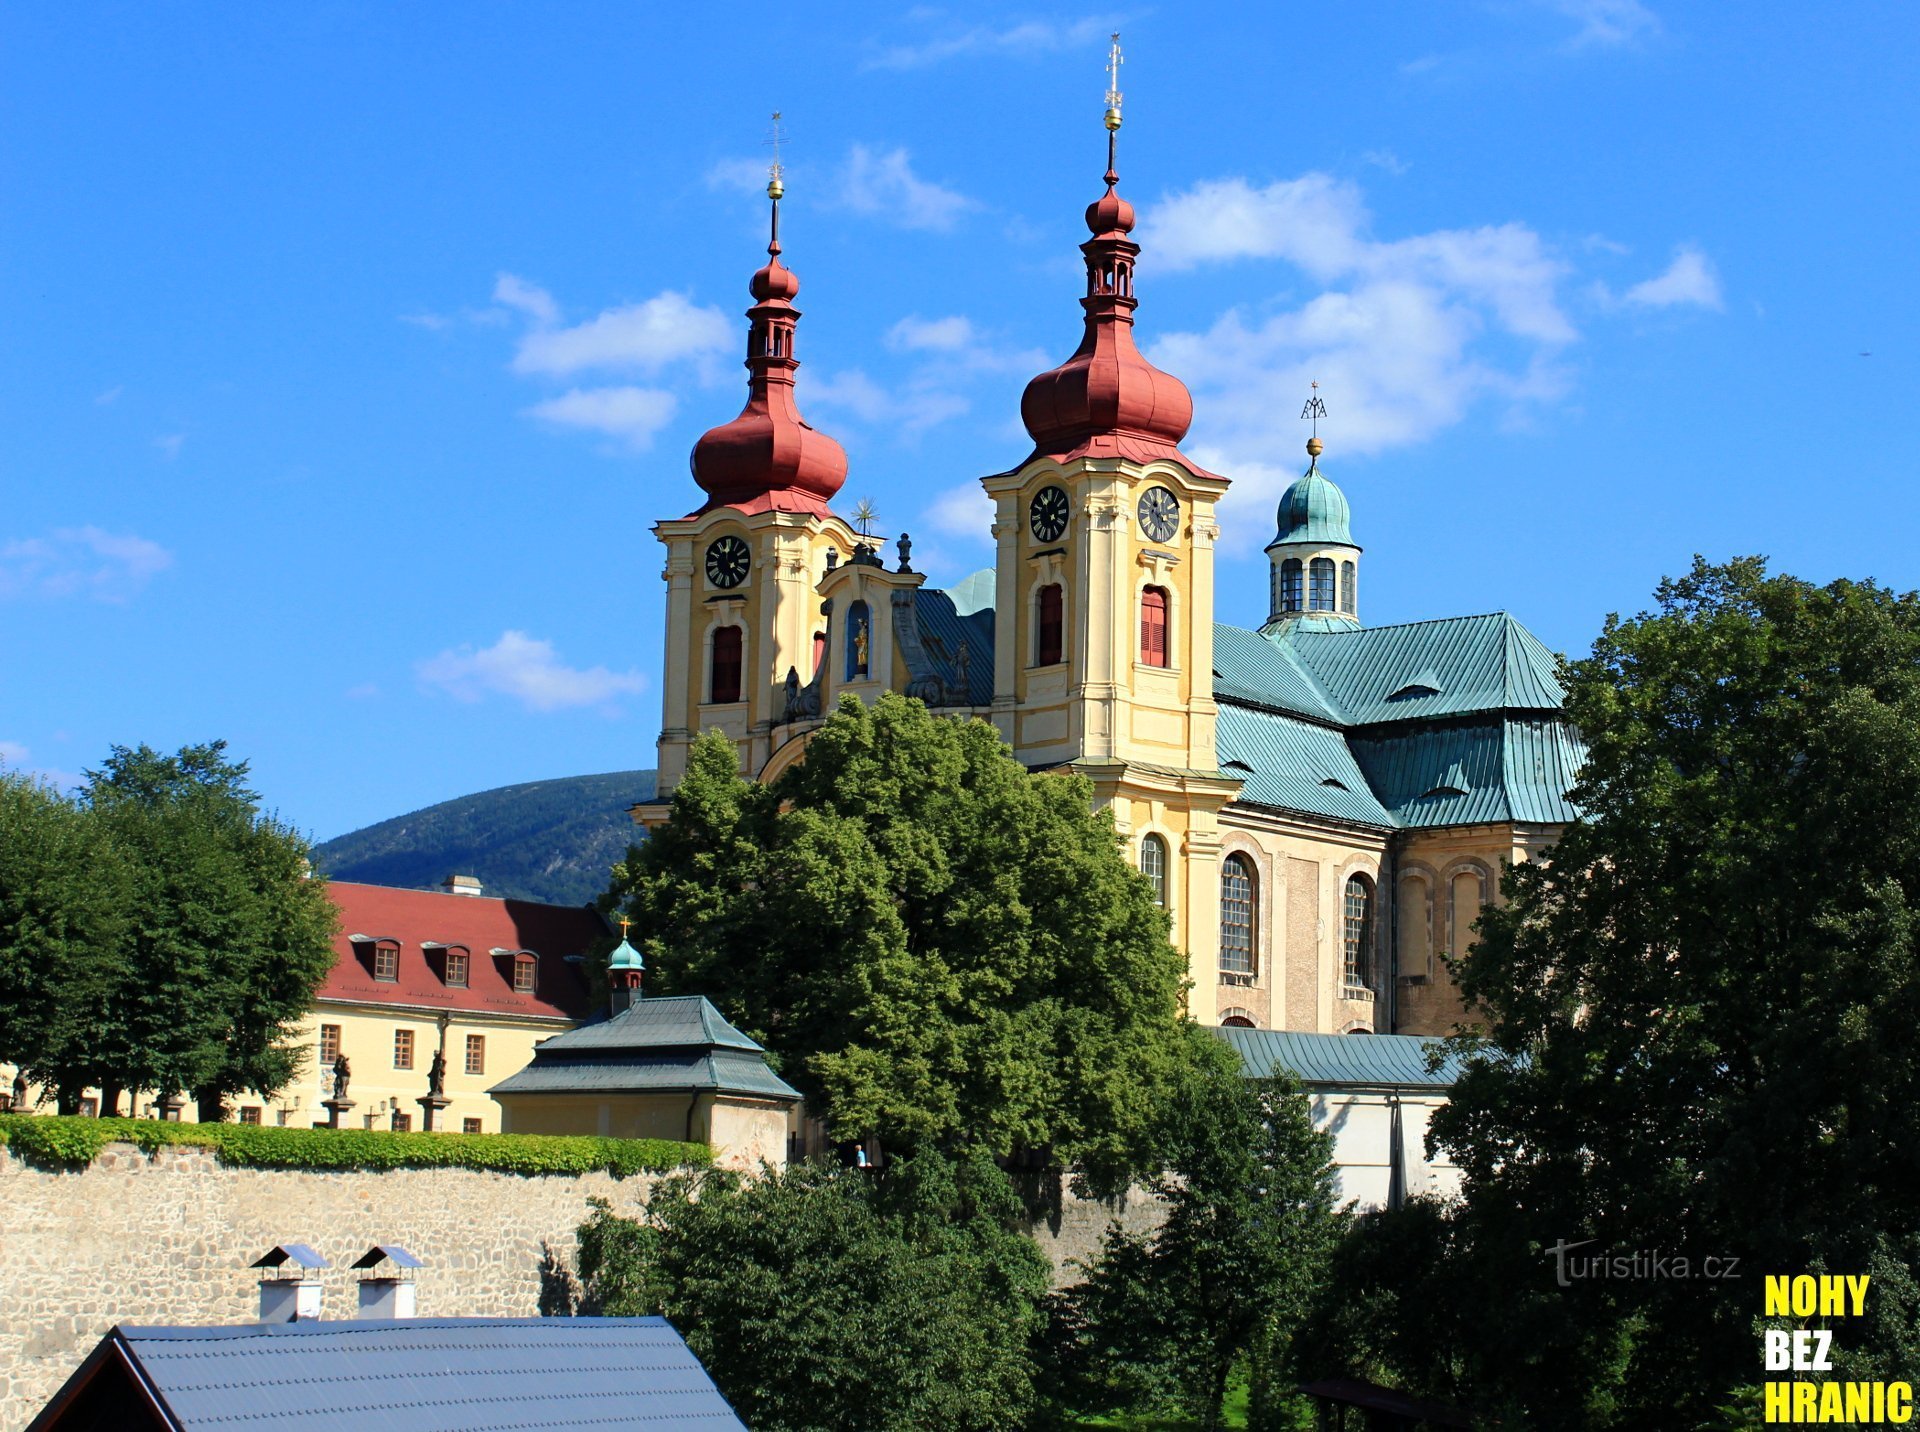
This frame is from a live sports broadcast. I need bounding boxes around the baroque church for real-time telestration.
[630,101,1582,1040]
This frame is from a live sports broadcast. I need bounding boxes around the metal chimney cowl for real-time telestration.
[250,1244,328,1322]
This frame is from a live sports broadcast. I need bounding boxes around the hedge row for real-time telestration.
[0,1114,708,1178]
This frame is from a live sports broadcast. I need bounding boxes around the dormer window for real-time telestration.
[373,942,399,982]
[444,950,469,987]
[512,954,537,994]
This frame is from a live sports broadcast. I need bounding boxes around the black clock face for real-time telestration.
[1138,486,1181,543]
[705,535,750,589]
[1029,485,1070,543]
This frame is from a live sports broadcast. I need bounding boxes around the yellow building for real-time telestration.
[632,114,1581,1040]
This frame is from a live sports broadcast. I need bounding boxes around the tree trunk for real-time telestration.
[195,1088,228,1123]
[56,1086,80,1115]
[99,1085,122,1118]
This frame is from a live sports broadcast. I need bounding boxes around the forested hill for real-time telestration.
[312,770,655,907]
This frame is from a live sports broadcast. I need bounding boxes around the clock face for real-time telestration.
[1029,485,1070,543]
[705,535,750,589]
[1137,486,1181,544]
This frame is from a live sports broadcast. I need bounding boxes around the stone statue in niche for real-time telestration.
[427,1048,447,1099]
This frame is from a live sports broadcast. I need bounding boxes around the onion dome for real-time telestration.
[689,186,847,518]
[1019,103,1200,468]
[1267,439,1356,549]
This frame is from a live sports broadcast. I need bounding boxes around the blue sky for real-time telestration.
[3,2,1916,841]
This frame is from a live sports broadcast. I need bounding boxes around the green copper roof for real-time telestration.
[1267,465,1356,549]
[1215,1026,1464,1089]
[607,938,644,972]
[1347,718,1585,827]
[1215,703,1394,828]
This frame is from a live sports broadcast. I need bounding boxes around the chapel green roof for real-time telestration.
[1267,465,1356,549]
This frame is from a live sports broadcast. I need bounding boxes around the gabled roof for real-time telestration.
[28,1318,746,1432]
[1214,1026,1465,1090]
[319,882,602,1022]
[489,995,803,1103]
[1278,612,1567,725]
[1215,704,1394,828]
[1348,717,1584,827]
[1212,623,1341,724]
[909,587,996,706]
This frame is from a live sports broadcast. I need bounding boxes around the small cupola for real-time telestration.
[608,926,645,1015]
[1263,417,1363,632]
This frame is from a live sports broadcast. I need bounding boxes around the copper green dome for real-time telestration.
[1266,464,1356,550]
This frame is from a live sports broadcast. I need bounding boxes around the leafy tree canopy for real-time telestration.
[608,693,1197,1189]
[1429,558,1920,1425]
[576,1151,1052,1432]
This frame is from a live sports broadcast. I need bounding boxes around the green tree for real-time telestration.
[607,693,1197,1188]
[0,772,126,1107]
[577,1150,1052,1432]
[84,742,337,1114]
[1044,1052,1340,1431]
[1429,558,1920,1425]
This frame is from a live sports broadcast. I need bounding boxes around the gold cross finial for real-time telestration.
[767,111,786,200]
[1104,34,1124,131]
[617,915,632,937]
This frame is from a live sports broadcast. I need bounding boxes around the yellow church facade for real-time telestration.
[634,114,1581,1040]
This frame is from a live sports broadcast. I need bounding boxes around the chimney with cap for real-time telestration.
[442,874,483,897]
[353,1244,423,1318]
[251,1244,327,1322]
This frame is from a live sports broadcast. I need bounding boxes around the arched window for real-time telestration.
[1279,559,1303,613]
[1310,557,1337,611]
[1139,833,1168,907]
[1340,560,1356,615]
[1220,855,1256,978]
[846,601,871,680]
[1140,586,1169,667]
[1343,874,1375,990]
[1035,583,1064,666]
[1220,1008,1257,1029]
[710,625,743,704]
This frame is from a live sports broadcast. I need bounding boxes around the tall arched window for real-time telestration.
[1279,559,1303,613]
[1035,583,1064,666]
[1139,833,1168,907]
[1343,874,1375,990]
[1340,560,1356,615]
[1140,586,1170,667]
[1220,855,1256,978]
[846,601,871,680]
[1310,557,1337,611]
[710,626,743,704]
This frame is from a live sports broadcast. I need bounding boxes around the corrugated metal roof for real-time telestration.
[1215,703,1394,828]
[1280,612,1566,725]
[1214,1026,1464,1089]
[1212,623,1342,723]
[491,1047,802,1102]
[529,995,764,1054]
[910,588,996,706]
[96,1318,746,1431]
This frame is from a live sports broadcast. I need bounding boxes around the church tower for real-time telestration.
[1261,418,1362,635]
[979,39,1240,1001]
[648,158,858,800]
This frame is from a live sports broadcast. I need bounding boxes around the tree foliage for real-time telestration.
[0,741,336,1112]
[1043,1053,1340,1431]
[577,1151,1052,1432]
[607,693,1196,1188]
[1425,558,1920,1424]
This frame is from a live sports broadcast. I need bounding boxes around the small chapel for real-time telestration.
[629,69,1583,1040]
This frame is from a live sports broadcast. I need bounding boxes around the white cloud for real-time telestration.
[923,482,995,543]
[525,387,679,451]
[809,369,972,436]
[1543,0,1661,49]
[0,742,83,792]
[863,16,1114,70]
[0,526,174,602]
[888,314,980,353]
[154,433,187,461]
[1622,245,1723,310]
[1362,149,1409,176]
[417,631,647,713]
[94,385,123,406]
[706,157,773,195]
[0,740,27,765]
[835,145,978,231]
[511,291,732,377]
[493,273,559,326]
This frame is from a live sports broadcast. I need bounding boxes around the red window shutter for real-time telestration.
[711,627,743,704]
[1037,584,1064,666]
[1141,587,1168,667]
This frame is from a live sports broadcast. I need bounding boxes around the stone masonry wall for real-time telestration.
[0,1141,1156,1429]
[0,1142,657,1428]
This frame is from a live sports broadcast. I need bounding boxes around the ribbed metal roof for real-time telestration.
[83,1318,746,1430]
[489,996,802,1103]
[529,995,764,1054]
[1346,718,1585,828]
[910,588,996,706]
[1267,465,1357,548]
[1214,1026,1464,1089]
[1280,612,1566,725]
[1212,623,1342,723]
[1215,703,1394,828]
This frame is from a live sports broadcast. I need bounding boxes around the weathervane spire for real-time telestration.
[1301,381,1328,468]
[766,110,786,255]
[1103,34,1124,183]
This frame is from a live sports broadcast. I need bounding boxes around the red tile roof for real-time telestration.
[318,882,604,1023]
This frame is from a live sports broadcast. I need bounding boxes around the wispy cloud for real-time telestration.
[0,526,174,602]
[834,145,979,231]
[810,370,972,436]
[924,481,995,543]
[524,387,679,451]
[1542,0,1661,49]
[494,273,560,325]
[509,288,731,377]
[1621,245,1722,309]
[94,385,123,406]
[417,631,647,713]
[706,157,772,195]
[863,16,1115,71]
[0,741,83,793]
[1361,149,1410,176]
[154,433,187,461]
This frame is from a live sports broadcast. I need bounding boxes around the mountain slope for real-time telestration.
[313,770,656,907]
